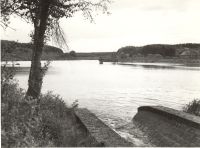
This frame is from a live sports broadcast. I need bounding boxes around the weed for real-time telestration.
[183,99,200,116]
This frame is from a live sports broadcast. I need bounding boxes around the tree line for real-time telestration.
[117,43,200,58]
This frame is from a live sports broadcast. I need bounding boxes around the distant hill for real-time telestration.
[1,40,64,61]
[1,40,116,61]
[3,40,199,62]
[117,44,200,60]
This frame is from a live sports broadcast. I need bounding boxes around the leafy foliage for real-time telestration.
[69,50,77,57]
[1,0,111,46]
[1,40,64,60]
[140,45,176,57]
[118,46,139,57]
[117,44,200,58]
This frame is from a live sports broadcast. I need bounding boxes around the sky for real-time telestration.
[1,0,200,52]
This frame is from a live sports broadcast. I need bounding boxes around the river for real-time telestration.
[13,60,200,131]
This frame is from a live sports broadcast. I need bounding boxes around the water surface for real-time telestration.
[13,60,200,129]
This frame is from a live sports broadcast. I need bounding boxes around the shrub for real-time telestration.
[1,65,99,147]
[183,99,200,116]
[69,50,76,57]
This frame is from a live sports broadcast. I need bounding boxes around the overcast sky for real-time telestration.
[1,0,200,52]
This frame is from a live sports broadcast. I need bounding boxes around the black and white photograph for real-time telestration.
[1,0,200,147]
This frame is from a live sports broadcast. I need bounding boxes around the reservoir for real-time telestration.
[14,60,200,130]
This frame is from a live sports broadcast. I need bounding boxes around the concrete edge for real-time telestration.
[138,106,200,129]
[75,108,133,147]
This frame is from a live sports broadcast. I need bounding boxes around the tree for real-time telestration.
[1,0,111,99]
[69,50,76,57]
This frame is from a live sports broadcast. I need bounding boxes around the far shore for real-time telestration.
[2,58,200,70]
[113,57,200,66]
[2,57,200,64]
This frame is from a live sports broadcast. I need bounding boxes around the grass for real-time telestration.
[183,99,200,117]
[1,66,99,147]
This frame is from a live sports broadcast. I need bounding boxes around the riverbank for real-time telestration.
[1,65,133,147]
[1,76,100,147]
[115,57,200,66]
[2,57,200,67]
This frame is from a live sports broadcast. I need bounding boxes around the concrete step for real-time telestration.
[75,108,133,147]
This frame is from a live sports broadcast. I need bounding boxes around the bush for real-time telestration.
[1,65,99,147]
[183,99,200,116]
[69,50,76,57]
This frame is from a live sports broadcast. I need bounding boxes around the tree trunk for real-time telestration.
[26,0,51,99]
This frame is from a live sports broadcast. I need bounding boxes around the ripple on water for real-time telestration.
[14,60,200,145]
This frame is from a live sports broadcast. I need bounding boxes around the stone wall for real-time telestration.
[133,106,200,147]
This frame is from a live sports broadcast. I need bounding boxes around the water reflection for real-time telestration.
[118,63,200,71]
